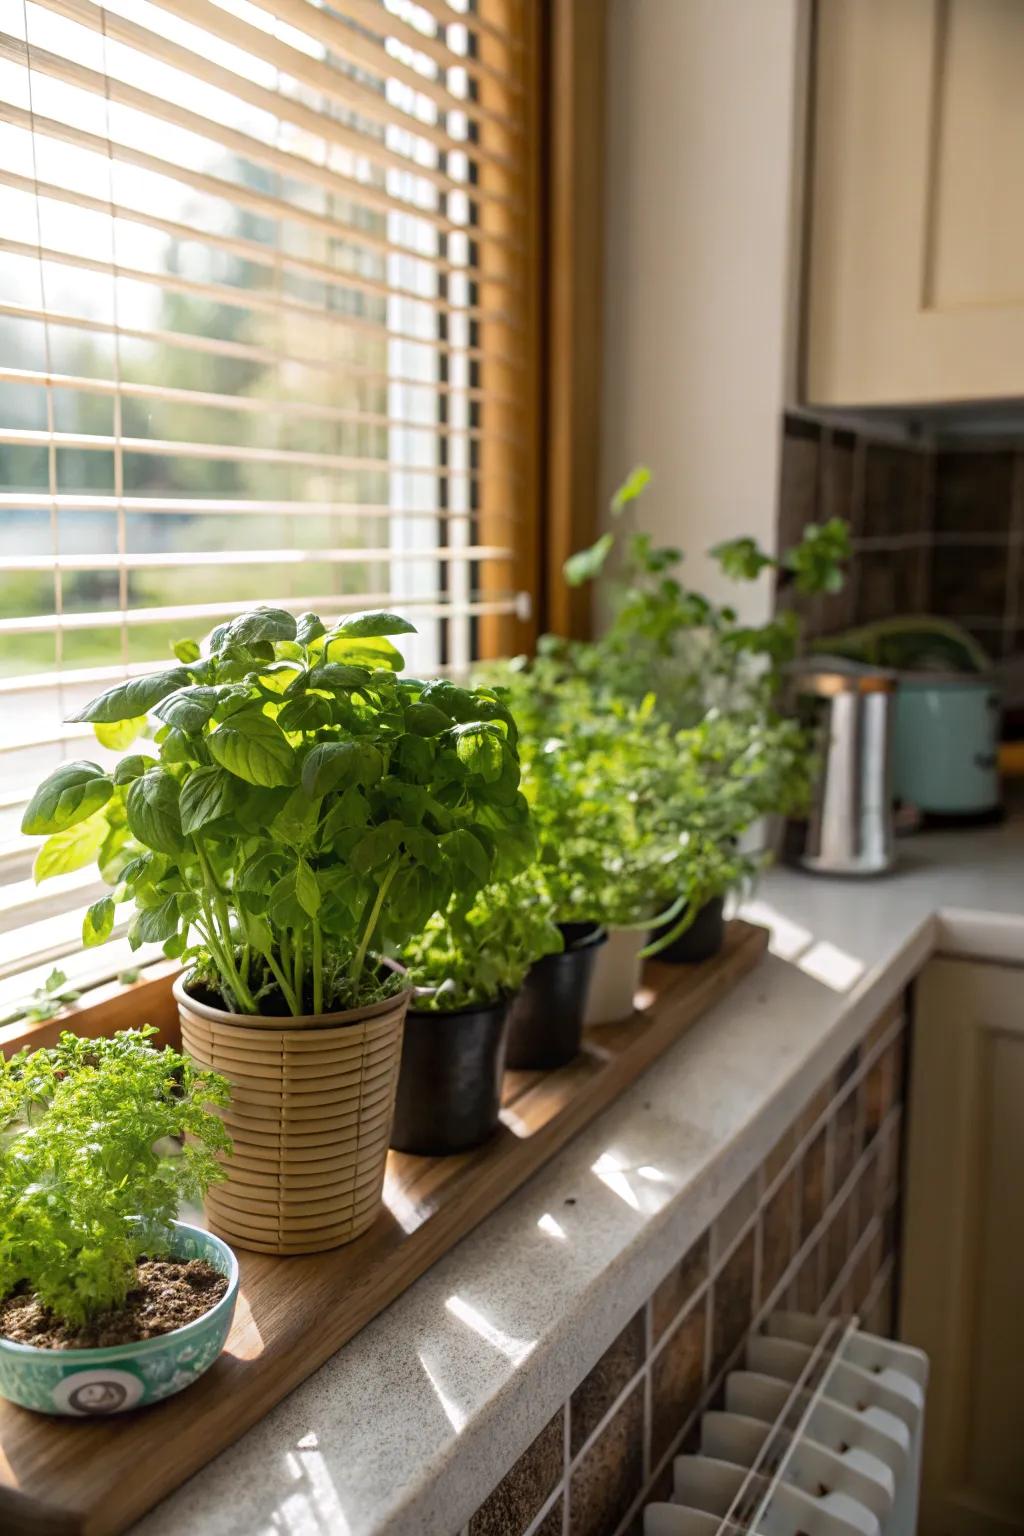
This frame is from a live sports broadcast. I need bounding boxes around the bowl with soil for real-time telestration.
[0,1222,238,1416]
[0,1026,237,1416]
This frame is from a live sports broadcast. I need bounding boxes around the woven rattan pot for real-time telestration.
[175,976,410,1256]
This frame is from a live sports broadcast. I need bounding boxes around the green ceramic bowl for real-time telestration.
[0,1221,238,1417]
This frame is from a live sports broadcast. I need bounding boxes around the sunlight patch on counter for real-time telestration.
[445,1295,536,1366]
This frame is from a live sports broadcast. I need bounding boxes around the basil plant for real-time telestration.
[22,609,533,1018]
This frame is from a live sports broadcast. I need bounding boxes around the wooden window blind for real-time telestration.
[0,0,538,1005]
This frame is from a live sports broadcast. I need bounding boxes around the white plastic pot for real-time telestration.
[583,926,645,1027]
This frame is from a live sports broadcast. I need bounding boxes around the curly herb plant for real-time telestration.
[0,1028,230,1326]
[22,610,532,1017]
[402,876,563,1012]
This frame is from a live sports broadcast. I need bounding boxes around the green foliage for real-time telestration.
[561,466,851,730]
[0,1028,230,1326]
[0,968,81,1029]
[402,876,563,1011]
[487,663,696,928]
[23,608,532,1017]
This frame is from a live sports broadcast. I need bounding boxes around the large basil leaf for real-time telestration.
[277,692,333,733]
[330,611,416,638]
[404,702,451,737]
[126,768,184,854]
[21,761,113,835]
[417,682,483,724]
[294,858,320,917]
[208,710,297,788]
[33,811,108,882]
[128,894,180,948]
[305,662,372,691]
[439,827,491,886]
[226,607,297,648]
[453,722,505,782]
[154,685,235,734]
[82,896,115,948]
[94,715,148,751]
[352,820,404,873]
[296,611,325,645]
[301,740,383,798]
[322,634,405,672]
[67,668,190,725]
[179,765,244,835]
[113,753,158,785]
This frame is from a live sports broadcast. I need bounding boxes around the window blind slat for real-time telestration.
[2,25,524,227]
[33,0,521,201]
[148,0,522,158]
[0,167,522,302]
[0,367,515,443]
[0,428,526,483]
[0,95,521,263]
[0,234,521,360]
[0,299,523,403]
[0,597,519,637]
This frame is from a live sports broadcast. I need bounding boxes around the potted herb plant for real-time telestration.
[390,876,562,1154]
[22,611,532,1254]
[558,468,850,962]
[0,1027,235,1417]
[486,666,691,1053]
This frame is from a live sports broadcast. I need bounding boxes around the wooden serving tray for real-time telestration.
[0,920,767,1535]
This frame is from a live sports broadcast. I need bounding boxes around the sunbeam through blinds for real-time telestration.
[0,0,537,1000]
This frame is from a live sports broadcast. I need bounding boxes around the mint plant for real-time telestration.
[0,1028,230,1326]
[402,876,563,1011]
[22,610,532,1017]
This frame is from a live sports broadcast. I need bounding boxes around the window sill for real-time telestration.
[0,958,182,1059]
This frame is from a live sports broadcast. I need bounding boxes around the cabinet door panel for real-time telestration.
[806,0,1024,405]
[902,958,1024,1535]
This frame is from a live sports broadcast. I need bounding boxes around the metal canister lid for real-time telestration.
[790,656,898,697]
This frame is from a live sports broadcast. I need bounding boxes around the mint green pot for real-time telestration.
[0,1221,238,1417]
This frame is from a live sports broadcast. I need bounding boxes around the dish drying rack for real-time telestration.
[644,1313,928,1536]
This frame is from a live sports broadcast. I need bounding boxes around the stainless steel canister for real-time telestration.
[789,663,897,876]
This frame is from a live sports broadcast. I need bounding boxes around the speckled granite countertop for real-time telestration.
[135,821,1024,1536]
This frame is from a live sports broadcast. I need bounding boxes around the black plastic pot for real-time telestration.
[390,995,512,1156]
[504,921,607,1070]
[649,896,725,965]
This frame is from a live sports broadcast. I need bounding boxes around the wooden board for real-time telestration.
[0,920,767,1536]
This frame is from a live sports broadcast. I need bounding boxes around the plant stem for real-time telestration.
[349,860,399,986]
[265,951,300,1016]
[312,917,323,1016]
[192,839,258,1013]
[292,926,303,1014]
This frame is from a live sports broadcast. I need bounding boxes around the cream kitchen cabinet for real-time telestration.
[901,958,1024,1535]
[805,0,1024,406]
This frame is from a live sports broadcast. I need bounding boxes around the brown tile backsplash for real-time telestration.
[934,449,1015,534]
[651,1233,709,1344]
[863,442,928,538]
[570,1310,645,1456]
[777,414,1024,658]
[468,1004,909,1536]
[569,1384,644,1536]
[650,1300,705,1466]
[469,1410,564,1536]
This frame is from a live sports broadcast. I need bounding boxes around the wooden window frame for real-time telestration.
[1,1,607,1056]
